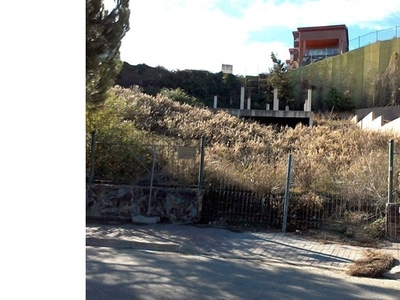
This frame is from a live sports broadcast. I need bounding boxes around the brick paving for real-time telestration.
[86,222,400,270]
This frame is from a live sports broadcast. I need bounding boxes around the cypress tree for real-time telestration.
[86,0,130,104]
[268,52,293,109]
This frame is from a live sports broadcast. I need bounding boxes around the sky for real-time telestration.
[108,0,400,76]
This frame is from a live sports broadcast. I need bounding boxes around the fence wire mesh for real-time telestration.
[87,131,400,237]
[199,139,400,236]
[87,133,201,188]
[349,26,400,50]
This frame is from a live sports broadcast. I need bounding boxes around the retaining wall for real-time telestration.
[351,106,400,133]
[289,38,400,109]
[86,184,203,223]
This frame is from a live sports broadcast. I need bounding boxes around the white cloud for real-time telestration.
[241,0,400,29]
[119,0,400,75]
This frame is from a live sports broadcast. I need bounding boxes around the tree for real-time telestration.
[258,73,273,108]
[86,0,130,104]
[324,87,354,112]
[159,88,204,107]
[268,53,293,109]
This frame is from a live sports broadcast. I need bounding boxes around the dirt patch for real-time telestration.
[299,228,383,248]
[202,219,393,249]
[287,218,392,248]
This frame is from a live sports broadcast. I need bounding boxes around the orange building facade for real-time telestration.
[287,24,349,70]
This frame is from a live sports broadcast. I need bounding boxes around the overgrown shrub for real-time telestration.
[159,88,204,107]
[365,217,387,239]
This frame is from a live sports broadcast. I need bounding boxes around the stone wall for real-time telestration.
[86,184,203,223]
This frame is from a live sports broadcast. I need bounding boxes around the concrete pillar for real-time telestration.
[304,96,308,111]
[304,89,312,111]
[213,96,217,109]
[266,103,270,110]
[307,89,312,111]
[240,87,245,110]
[273,88,279,111]
[247,97,251,110]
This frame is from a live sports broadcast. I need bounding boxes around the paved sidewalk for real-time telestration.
[86,222,400,271]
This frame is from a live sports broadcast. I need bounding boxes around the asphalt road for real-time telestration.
[86,246,400,300]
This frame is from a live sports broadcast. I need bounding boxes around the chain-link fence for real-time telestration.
[199,138,400,238]
[87,129,400,238]
[87,131,204,188]
[200,180,390,233]
[349,26,399,50]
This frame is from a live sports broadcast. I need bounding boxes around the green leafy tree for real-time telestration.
[258,73,273,109]
[268,52,294,109]
[221,73,242,108]
[86,0,130,104]
[324,87,354,112]
[159,88,204,107]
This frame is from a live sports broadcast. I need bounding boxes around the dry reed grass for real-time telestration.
[89,86,400,202]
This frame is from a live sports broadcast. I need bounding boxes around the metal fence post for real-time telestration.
[89,130,96,184]
[282,153,292,232]
[198,135,205,190]
[147,145,157,216]
[388,139,394,203]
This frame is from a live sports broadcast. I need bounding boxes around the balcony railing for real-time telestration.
[301,54,338,66]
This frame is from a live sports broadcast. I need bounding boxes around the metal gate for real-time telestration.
[200,188,285,229]
[387,139,400,240]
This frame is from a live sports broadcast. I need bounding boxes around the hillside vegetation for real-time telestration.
[87,86,400,205]
[116,39,400,112]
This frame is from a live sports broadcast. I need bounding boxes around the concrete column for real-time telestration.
[266,103,270,110]
[273,88,279,111]
[213,96,217,109]
[302,40,307,63]
[240,87,245,110]
[304,89,312,111]
[247,97,251,110]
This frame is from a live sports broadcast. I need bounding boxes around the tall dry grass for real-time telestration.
[89,86,400,205]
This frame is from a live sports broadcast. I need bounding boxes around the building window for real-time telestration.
[306,48,339,56]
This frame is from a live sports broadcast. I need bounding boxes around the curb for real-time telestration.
[86,238,202,255]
